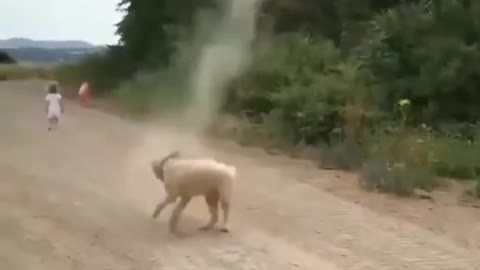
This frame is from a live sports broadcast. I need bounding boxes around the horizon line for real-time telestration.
[0,36,120,47]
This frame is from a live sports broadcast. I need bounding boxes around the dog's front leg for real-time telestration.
[168,196,191,234]
[200,190,219,231]
[152,195,176,219]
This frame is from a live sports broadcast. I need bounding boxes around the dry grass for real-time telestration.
[0,64,53,81]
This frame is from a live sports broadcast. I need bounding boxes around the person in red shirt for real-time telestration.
[78,81,92,107]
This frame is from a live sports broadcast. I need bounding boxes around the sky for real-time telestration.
[0,0,124,45]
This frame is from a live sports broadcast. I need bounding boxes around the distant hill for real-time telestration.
[0,38,106,64]
[1,47,106,64]
[0,38,95,49]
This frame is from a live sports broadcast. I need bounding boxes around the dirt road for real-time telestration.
[1,80,478,269]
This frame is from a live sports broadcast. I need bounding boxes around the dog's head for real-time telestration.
[151,150,180,182]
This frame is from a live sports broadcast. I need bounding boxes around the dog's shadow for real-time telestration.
[147,215,231,242]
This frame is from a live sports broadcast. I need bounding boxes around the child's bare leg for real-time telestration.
[53,117,59,129]
[48,117,55,130]
[50,116,60,130]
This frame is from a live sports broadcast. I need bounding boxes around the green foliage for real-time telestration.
[357,0,480,123]
[0,51,16,64]
[427,137,478,179]
[113,68,189,117]
[116,0,217,69]
[359,122,473,196]
[0,64,51,81]
[260,0,417,45]
[55,46,135,95]
[229,35,368,145]
[319,141,365,171]
[359,159,438,196]
[367,129,432,168]
[475,178,480,198]
[367,124,479,178]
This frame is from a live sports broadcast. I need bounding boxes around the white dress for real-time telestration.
[45,93,62,119]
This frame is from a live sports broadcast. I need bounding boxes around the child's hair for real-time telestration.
[48,82,59,94]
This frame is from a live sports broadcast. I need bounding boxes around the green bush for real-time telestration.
[361,126,451,195]
[360,121,480,196]
[55,46,136,96]
[112,68,190,117]
[357,1,480,124]
[359,159,438,196]
[358,159,391,191]
[318,141,365,171]
[428,137,479,180]
[0,51,16,64]
[229,35,369,146]
[368,124,479,173]
[0,64,51,80]
[367,129,429,166]
[475,179,480,198]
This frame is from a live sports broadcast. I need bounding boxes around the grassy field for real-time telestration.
[0,63,53,81]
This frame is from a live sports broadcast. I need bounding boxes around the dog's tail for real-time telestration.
[151,150,181,181]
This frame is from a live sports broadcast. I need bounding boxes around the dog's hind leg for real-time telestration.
[199,190,219,231]
[219,184,232,233]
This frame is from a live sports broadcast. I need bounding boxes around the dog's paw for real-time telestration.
[151,208,162,219]
[219,227,230,233]
[169,230,188,239]
[199,225,214,231]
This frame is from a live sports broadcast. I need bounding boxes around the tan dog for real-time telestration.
[151,151,236,234]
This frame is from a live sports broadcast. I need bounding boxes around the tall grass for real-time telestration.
[0,64,52,81]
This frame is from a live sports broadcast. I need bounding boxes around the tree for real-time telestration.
[115,0,216,69]
[0,51,16,64]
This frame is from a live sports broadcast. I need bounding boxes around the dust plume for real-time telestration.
[122,0,263,205]
[184,0,262,133]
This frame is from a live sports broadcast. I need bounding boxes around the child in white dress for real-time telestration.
[45,83,64,131]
